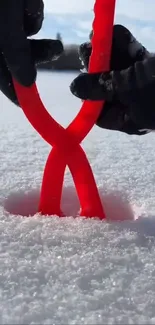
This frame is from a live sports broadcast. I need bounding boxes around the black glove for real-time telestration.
[0,0,63,106]
[70,25,152,135]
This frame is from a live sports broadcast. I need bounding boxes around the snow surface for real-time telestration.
[1,71,155,324]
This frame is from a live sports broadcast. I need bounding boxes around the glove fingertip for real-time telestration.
[30,39,64,65]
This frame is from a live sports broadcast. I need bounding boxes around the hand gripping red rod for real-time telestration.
[13,0,116,218]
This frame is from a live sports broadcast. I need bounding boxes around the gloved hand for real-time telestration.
[0,0,63,106]
[70,25,151,135]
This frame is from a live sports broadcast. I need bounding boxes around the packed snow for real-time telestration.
[0,71,155,324]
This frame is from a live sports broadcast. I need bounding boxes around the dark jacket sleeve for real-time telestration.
[112,56,155,129]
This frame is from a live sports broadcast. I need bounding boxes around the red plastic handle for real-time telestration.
[13,0,116,218]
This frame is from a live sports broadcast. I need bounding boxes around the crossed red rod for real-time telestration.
[13,0,116,219]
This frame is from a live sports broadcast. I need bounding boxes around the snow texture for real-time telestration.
[0,71,155,324]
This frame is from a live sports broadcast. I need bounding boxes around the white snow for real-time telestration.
[0,71,155,324]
